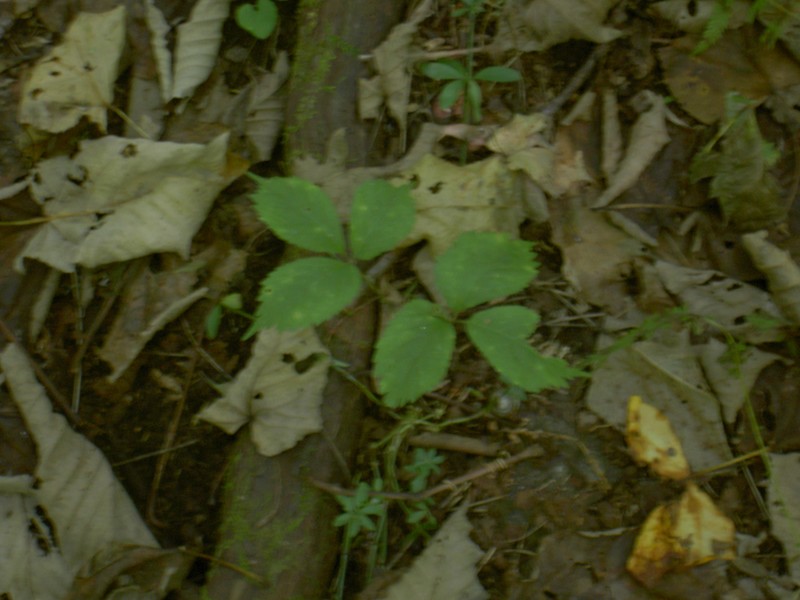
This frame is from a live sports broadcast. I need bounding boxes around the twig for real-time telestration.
[538,44,608,117]
[0,317,85,430]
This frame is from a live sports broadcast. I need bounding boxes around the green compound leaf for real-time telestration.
[435,231,539,313]
[249,175,346,254]
[474,66,522,83]
[235,0,278,40]
[420,60,467,81]
[246,257,361,336]
[373,299,456,408]
[466,306,585,392]
[349,180,415,261]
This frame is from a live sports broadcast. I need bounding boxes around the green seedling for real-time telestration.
[373,231,585,407]
[246,175,583,409]
[235,0,278,40]
[421,0,521,123]
[420,60,521,123]
[245,176,415,337]
[404,448,444,526]
[204,293,245,339]
[333,480,386,599]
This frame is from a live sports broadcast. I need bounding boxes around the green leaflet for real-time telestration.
[249,175,346,254]
[246,257,361,335]
[349,180,415,261]
[373,299,456,407]
[466,306,585,392]
[435,231,539,313]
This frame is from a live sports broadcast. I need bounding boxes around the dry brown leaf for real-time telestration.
[741,231,800,325]
[96,261,208,382]
[626,395,691,480]
[493,0,622,53]
[18,7,126,133]
[360,0,433,133]
[593,92,670,208]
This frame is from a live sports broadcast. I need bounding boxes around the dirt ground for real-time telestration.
[1,0,800,599]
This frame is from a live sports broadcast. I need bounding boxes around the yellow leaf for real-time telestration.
[627,482,736,586]
[626,395,690,480]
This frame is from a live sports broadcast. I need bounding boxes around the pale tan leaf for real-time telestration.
[0,344,158,600]
[742,231,800,325]
[197,328,330,457]
[171,0,231,99]
[380,504,487,600]
[17,133,233,273]
[144,0,173,102]
[399,154,524,256]
[18,6,126,133]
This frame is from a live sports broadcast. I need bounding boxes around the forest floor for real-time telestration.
[0,1,800,599]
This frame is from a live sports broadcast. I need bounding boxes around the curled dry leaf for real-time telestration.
[0,344,158,600]
[18,6,126,133]
[741,231,800,325]
[359,0,433,133]
[170,0,231,99]
[593,92,670,208]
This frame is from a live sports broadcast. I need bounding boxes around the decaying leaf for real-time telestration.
[398,154,524,256]
[17,133,235,273]
[359,0,433,133]
[689,93,786,229]
[699,338,782,424]
[0,344,158,600]
[741,231,800,325]
[96,260,208,382]
[549,199,646,314]
[493,0,622,53]
[655,259,785,343]
[627,482,736,587]
[197,327,331,457]
[626,395,690,480]
[145,0,173,104]
[593,92,670,208]
[379,504,487,600]
[18,6,126,133]
[586,329,733,472]
[767,452,800,580]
